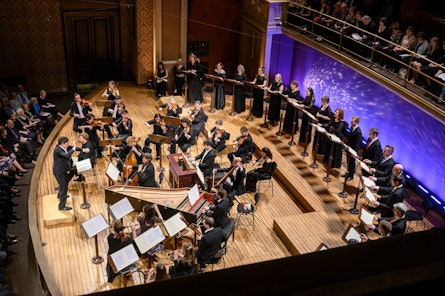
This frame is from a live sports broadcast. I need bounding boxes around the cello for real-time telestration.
[122,137,140,184]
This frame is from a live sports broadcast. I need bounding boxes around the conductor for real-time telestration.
[53,136,76,211]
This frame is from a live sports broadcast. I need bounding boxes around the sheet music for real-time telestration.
[80,214,109,239]
[134,225,165,254]
[46,103,55,107]
[362,176,375,188]
[109,244,140,273]
[163,213,187,237]
[108,197,134,220]
[359,161,370,173]
[106,162,120,182]
[188,184,200,207]
[76,158,92,174]
[364,187,376,202]
[40,112,51,117]
[196,165,206,188]
[329,134,342,144]
[346,146,358,158]
[359,207,375,225]
[344,226,361,243]
[302,109,317,121]
[316,126,326,133]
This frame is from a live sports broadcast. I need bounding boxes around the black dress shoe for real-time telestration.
[8,219,16,224]
[17,172,24,176]
[347,177,353,181]
[55,186,60,191]
[59,206,72,211]
[340,173,346,177]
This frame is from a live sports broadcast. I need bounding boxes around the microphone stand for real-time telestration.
[349,176,363,214]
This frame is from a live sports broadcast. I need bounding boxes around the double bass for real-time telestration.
[122,137,141,184]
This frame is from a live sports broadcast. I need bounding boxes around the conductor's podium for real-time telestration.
[42,194,75,226]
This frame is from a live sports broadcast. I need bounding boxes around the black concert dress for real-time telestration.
[267,81,283,124]
[186,61,203,104]
[323,120,347,168]
[298,95,315,143]
[282,89,301,134]
[312,105,332,155]
[213,70,226,110]
[251,75,266,118]
[233,72,247,113]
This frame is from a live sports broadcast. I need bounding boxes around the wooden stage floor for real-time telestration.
[32,82,442,295]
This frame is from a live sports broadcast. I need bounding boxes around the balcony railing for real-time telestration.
[285,3,445,111]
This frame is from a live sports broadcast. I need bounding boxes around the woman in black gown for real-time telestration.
[185,53,203,107]
[266,73,284,125]
[323,108,347,168]
[250,67,267,118]
[233,64,247,113]
[282,80,302,134]
[155,61,168,98]
[173,58,186,96]
[213,62,226,110]
[312,95,332,156]
[298,87,315,144]
[245,147,276,192]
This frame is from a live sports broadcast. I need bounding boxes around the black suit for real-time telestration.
[362,138,382,163]
[370,156,395,177]
[195,148,216,177]
[376,174,406,195]
[70,101,91,133]
[196,227,223,265]
[209,127,230,152]
[215,165,246,205]
[191,108,208,134]
[377,186,405,218]
[379,216,407,236]
[346,126,362,179]
[53,145,76,209]
[205,198,230,228]
[136,162,159,188]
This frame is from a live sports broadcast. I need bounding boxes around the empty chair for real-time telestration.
[236,192,260,230]
[405,198,433,231]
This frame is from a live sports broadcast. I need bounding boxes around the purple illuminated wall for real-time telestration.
[269,34,445,203]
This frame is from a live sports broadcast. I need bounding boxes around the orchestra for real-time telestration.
[47,61,410,282]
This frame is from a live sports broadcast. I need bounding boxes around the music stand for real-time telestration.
[224,78,244,116]
[99,138,123,160]
[134,225,165,254]
[300,109,317,154]
[315,243,329,251]
[108,244,140,282]
[288,101,300,146]
[341,224,361,244]
[108,197,134,222]
[148,134,172,172]
[339,145,358,198]
[163,115,181,127]
[204,74,223,113]
[76,158,93,209]
[310,124,325,169]
[80,213,109,264]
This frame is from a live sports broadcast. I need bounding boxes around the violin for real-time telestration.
[189,108,199,120]
[170,103,178,112]
[215,128,225,140]
[237,135,247,145]
[157,119,168,133]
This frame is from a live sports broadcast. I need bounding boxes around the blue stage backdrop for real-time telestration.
[269,34,445,204]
